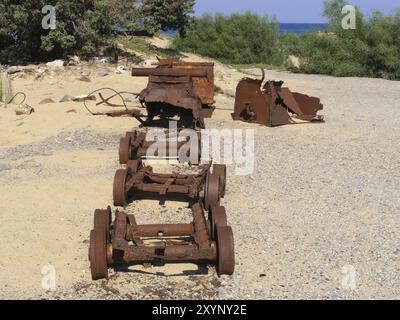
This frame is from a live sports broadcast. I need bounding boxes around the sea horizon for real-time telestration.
[161,22,328,37]
[279,22,327,34]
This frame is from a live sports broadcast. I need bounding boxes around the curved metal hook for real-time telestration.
[260,68,265,84]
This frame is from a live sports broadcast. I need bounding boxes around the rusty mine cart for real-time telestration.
[132,58,215,130]
[113,160,227,210]
[89,203,235,280]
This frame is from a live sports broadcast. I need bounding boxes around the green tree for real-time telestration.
[172,13,283,65]
[323,0,348,28]
[140,0,195,37]
[0,0,128,63]
[0,0,194,64]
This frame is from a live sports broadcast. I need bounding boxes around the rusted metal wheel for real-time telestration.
[210,206,227,240]
[127,159,142,173]
[89,210,110,280]
[113,169,130,207]
[119,137,131,164]
[125,131,136,140]
[213,164,227,198]
[94,208,112,241]
[216,226,235,276]
[204,172,221,211]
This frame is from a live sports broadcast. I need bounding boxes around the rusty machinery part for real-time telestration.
[135,77,206,129]
[113,163,225,208]
[233,70,324,127]
[113,168,131,207]
[7,92,27,105]
[119,130,202,165]
[89,208,112,280]
[209,205,228,240]
[216,226,235,276]
[119,136,132,164]
[83,87,143,117]
[89,203,235,280]
[204,172,221,211]
[131,59,215,129]
[212,164,227,198]
[6,91,36,113]
[126,159,144,173]
[132,68,209,78]
[132,58,215,106]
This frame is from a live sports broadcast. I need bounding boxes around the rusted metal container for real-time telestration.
[89,203,235,280]
[132,58,215,129]
[233,71,324,126]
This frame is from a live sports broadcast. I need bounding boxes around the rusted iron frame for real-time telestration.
[111,204,216,264]
[91,109,143,118]
[125,165,209,198]
[132,68,209,79]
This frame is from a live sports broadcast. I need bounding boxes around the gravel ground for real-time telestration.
[1,63,399,299]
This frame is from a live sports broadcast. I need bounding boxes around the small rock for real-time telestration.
[59,95,73,103]
[66,109,77,113]
[78,75,91,82]
[98,69,109,77]
[7,66,24,74]
[65,137,73,142]
[67,55,80,65]
[15,104,35,115]
[46,59,65,68]
[144,59,157,66]
[39,98,56,105]
[34,68,47,80]
[116,65,127,74]
[80,71,91,77]
[23,67,36,75]
[223,88,236,97]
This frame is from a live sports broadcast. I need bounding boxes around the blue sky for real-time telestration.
[194,0,400,23]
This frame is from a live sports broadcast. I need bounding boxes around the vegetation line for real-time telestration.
[172,0,400,80]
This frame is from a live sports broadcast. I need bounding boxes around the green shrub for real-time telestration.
[293,1,400,79]
[172,13,285,66]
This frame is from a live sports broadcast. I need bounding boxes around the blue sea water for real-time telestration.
[161,23,327,37]
[279,23,327,34]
